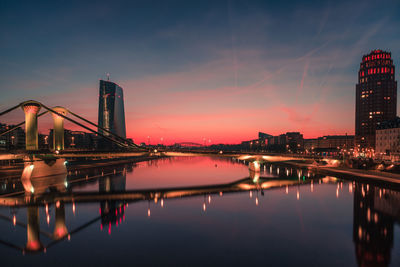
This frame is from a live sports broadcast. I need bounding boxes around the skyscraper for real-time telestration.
[355,50,397,150]
[98,80,126,140]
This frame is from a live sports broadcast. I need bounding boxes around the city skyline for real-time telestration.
[1,0,400,145]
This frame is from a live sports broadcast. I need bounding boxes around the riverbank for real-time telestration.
[277,160,400,186]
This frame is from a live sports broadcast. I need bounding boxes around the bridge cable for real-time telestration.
[0,104,21,117]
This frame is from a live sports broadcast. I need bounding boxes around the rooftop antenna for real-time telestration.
[106,73,110,81]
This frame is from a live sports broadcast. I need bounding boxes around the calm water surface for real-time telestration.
[0,156,399,266]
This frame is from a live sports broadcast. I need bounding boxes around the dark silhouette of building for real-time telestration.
[98,80,126,150]
[356,50,397,150]
[0,123,25,150]
[48,129,96,150]
[304,135,354,155]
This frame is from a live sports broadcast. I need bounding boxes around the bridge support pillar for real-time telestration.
[51,107,68,151]
[21,101,41,151]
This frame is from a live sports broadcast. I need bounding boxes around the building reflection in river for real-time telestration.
[99,169,127,232]
[353,182,400,266]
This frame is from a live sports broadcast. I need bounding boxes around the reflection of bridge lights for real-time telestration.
[47,214,50,225]
[161,199,164,207]
[203,203,206,211]
[219,191,223,196]
[108,223,111,235]
[148,208,151,217]
[249,191,253,198]
[12,214,16,226]
[286,186,288,194]
[297,190,299,200]
[72,203,76,215]
[45,204,49,214]
[349,184,353,193]
[56,201,60,208]
[255,197,259,206]
[310,181,313,192]
[336,188,339,198]
[208,195,211,204]
[286,169,289,176]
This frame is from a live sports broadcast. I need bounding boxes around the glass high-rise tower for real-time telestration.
[355,50,397,150]
[98,80,126,139]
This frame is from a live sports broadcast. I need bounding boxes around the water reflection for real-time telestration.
[353,182,400,266]
[0,157,399,266]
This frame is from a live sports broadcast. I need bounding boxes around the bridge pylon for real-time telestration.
[51,107,68,151]
[21,101,41,151]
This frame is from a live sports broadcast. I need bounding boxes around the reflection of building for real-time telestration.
[99,171,126,227]
[352,183,400,266]
[355,50,397,149]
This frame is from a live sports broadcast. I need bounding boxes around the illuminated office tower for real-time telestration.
[355,50,397,150]
[98,79,126,140]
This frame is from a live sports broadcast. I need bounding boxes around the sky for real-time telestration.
[1,0,400,145]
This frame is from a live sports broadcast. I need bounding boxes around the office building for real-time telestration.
[355,50,397,149]
[98,79,126,139]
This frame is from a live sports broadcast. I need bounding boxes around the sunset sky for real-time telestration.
[1,0,400,144]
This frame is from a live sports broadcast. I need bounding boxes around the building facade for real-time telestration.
[355,50,397,149]
[98,80,126,139]
[304,135,354,155]
[0,123,25,150]
[375,117,400,160]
